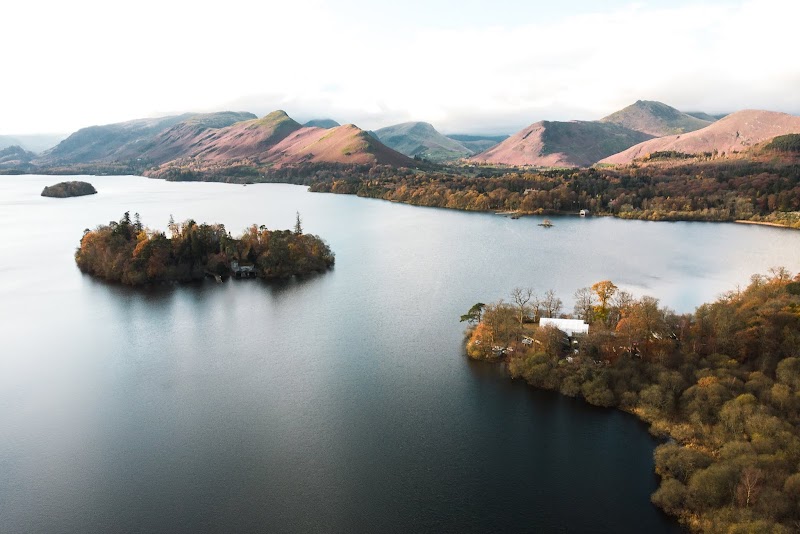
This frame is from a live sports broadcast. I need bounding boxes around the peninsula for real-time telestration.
[463,274,800,532]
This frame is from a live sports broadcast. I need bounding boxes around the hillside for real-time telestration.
[685,111,725,122]
[304,119,340,129]
[0,145,36,169]
[184,110,303,161]
[374,122,472,162]
[600,100,712,137]
[447,134,509,154]
[37,111,256,165]
[0,134,66,153]
[600,110,800,165]
[472,120,653,167]
[147,116,415,180]
[263,124,415,166]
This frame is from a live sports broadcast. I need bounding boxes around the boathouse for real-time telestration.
[231,260,257,278]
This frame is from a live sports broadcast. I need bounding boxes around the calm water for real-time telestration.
[2,175,799,533]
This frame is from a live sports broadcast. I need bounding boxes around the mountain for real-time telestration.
[303,119,340,129]
[0,145,36,169]
[374,122,471,162]
[37,111,256,165]
[600,100,712,137]
[258,123,414,166]
[471,120,653,167]
[184,110,303,161]
[0,134,66,153]
[599,110,800,165]
[146,112,415,176]
[447,134,510,154]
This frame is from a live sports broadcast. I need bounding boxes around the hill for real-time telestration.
[263,124,414,166]
[599,110,800,165]
[471,120,653,167]
[303,119,340,129]
[374,122,471,162]
[684,111,725,122]
[147,115,415,180]
[0,145,36,169]
[37,111,256,165]
[447,134,509,154]
[0,134,66,153]
[184,110,303,161]
[600,100,712,137]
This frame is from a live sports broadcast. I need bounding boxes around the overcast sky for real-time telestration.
[3,0,798,135]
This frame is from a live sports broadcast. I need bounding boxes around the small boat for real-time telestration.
[538,219,553,228]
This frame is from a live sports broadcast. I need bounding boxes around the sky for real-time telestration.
[3,0,799,135]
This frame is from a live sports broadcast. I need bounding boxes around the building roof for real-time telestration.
[539,317,589,336]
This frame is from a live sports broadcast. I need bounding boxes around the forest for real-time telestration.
[307,155,800,227]
[75,212,335,285]
[463,273,800,533]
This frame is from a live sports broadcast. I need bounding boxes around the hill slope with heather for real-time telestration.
[37,111,256,165]
[600,110,800,165]
[471,120,653,167]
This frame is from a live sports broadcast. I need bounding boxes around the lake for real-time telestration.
[2,175,799,533]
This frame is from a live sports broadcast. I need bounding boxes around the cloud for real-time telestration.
[1,0,797,134]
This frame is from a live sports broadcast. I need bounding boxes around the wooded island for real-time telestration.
[41,180,96,198]
[75,212,335,285]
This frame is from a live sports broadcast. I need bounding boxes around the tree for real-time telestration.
[573,287,596,323]
[541,289,562,318]
[460,302,486,325]
[510,287,534,326]
[481,301,518,349]
[592,280,618,310]
[735,467,764,508]
[294,211,303,234]
[591,280,618,323]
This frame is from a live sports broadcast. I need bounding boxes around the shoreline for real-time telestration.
[734,219,799,230]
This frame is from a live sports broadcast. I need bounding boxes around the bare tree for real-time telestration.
[511,287,534,326]
[735,467,764,508]
[608,290,634,326]
[573,287,596,323]
[541,289,562,318]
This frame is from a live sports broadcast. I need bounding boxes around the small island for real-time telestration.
[76,212,335,285]
[41,180,97,198]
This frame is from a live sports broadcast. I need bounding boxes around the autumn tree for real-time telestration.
[591,280,618,323]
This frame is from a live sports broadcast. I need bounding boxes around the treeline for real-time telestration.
[463,273,800,532]
[75,212,335,285]
[305,157,800,225]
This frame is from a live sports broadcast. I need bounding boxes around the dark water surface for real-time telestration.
[2,176,799,533]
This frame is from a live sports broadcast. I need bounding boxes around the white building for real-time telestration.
[539,317,589,336]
